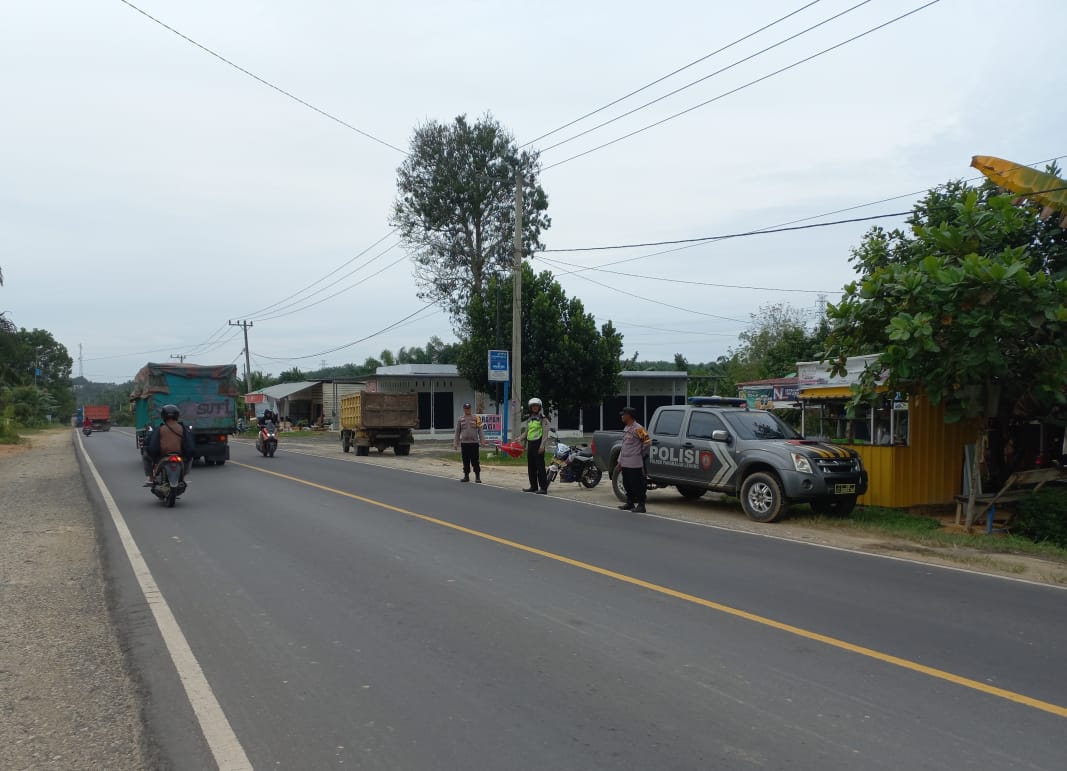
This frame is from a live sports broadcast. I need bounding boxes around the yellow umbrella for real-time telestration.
[971,155,1067,226]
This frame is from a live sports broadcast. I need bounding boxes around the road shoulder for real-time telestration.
[0,430,146,769]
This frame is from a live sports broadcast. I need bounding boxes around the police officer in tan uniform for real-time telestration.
[454,402,485,483]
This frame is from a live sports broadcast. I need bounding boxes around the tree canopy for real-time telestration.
[456,265,623,413]
[826,179,1067,426]
[0,326,74,425]
[391,113,550,320]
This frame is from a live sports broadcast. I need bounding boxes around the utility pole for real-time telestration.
[170,354,187,363]
[229,320,254,393]
[510,169,523,441]
[78,343,83,379]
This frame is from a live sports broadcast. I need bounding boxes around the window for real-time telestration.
[723,411,800,440]
[653,409,684,436]
[687,411,726,440]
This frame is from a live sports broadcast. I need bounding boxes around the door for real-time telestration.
[679,410,738,491]
[646,408,687,481]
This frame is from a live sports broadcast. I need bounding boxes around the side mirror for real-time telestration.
[711,430,731,443]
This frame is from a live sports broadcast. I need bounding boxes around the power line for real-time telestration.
[238,230,397,319]
[542,0,942,171]
[116,0,406,154]
[253,303,438,361]
[613,321,743,338]
[251,249,409,322]
[521,0,824,148]
[557,269,750,324]
[536,255,835,294]
[538,0,873,154]
[545,153,1067,276]
[542,211,909,253]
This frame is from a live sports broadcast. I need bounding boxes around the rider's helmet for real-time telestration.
[528,397,543,409]
[160,404,180,421]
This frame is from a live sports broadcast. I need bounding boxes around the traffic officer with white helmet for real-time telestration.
[521,397,550,494]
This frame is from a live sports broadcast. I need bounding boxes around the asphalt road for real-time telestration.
[81,430,1067,770]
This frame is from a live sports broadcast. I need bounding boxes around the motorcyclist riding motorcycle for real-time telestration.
[143,404,194,482]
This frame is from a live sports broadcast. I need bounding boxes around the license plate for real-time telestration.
[834,483,856,495]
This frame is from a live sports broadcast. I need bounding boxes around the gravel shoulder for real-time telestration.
[0,430,146,770]
[265,433,1067,588]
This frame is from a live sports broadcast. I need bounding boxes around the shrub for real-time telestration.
[1013,490,1067,548]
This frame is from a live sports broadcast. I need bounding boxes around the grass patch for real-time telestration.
[792,505,1067,564]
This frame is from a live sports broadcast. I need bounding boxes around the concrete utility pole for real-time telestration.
[229,320,254,393]
[511,169,523,441]
[170,354,187,363]
[78,343,83,379]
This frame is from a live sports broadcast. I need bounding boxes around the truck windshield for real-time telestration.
[723,411,801,440]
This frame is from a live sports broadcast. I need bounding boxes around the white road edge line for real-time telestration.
[77,431,253,770]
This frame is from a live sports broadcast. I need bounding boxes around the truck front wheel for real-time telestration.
[740,472,786,523]
[610,468,628,503]
[356,445,370,457]
[810,496,857,517]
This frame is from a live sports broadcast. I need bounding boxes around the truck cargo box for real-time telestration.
[340,392,418,430]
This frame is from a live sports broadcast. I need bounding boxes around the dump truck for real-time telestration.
[339,392,418,456]
[130,363,240,466]
[82,404,112,431]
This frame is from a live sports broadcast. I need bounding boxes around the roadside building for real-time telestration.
[246,379,365,429]
[797,354,974,508]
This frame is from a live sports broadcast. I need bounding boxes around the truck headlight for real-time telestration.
[853,456,863,471]
[791,452,813,474]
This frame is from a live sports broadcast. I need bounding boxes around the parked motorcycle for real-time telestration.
[149,453,187,508]
[546,441,602,489]
[256,422,278,457]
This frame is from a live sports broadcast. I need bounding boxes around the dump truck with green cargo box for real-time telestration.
[339,392,418,456]
[130,363,239,466]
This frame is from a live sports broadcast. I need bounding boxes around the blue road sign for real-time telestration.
[488,349,509,382]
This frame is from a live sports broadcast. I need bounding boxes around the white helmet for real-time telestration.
[528,397,543,408]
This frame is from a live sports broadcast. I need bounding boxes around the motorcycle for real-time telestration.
[82,424,92,436]
[256,423,278,457]
[546,441,602,489]
[150,453,187,508]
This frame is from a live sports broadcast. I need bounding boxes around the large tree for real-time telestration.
[457,265,623,414]
[392,113,550,320]
[825,182,1067,525]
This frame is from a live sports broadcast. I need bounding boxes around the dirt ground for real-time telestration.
[268,433,1067,587]
[0,431,145,770]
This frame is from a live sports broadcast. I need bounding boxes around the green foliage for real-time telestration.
[457,265,623,412]
[0,326,74,426]
[1013,490,1067,548]
[827,182,1067,425]
[392,113,550,319]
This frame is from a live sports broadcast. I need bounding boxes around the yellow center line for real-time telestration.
[231,460,1067,720]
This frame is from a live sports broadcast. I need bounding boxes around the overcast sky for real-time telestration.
[3,0,1064,382]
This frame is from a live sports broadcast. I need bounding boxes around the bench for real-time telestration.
[955,467,1067,533]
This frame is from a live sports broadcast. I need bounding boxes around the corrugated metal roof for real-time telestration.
[619,370,688,379]
[375,364,460,376]
[256,381,320,400]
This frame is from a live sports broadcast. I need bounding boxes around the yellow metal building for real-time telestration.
[797,355,975,508]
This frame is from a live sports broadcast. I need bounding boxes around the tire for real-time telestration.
[677,485,706,500]
[215,459,226,466]
[395,445,410,456]
[342,435,351,453]
[579,465,602,489]
[611,468,628,502]
[166,489,176,508]
[810,496,857,517]
[268,444,276,458]
[740,472,786,523]
[356,445,370,457]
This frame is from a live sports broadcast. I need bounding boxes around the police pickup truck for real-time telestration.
[591,397,868,522]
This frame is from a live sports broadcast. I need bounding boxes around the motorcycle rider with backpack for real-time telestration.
[143,404,195,483]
